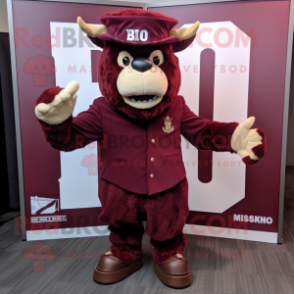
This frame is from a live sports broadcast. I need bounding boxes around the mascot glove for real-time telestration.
[230,117,266,165]
[35,81,79,125]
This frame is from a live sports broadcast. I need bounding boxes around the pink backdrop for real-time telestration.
[149,0,290,233]
[12,0,290,239]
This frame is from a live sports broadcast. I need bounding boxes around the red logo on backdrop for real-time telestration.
[81,154,103,175]
[23,241,54,272]
[24,55,55,86]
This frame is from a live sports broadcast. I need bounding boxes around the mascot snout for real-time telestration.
[116,50,168,109]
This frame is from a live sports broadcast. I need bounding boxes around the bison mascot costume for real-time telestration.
[35,9,266,288]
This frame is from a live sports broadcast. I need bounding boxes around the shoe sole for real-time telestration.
[93,259,142,284]
[154,263,192,289]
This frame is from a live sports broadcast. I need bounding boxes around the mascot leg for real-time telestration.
[93,178,144,284]
[146,178,192,288]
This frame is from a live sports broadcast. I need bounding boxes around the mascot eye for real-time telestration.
[123,57,130,66]
[153,56,160,66]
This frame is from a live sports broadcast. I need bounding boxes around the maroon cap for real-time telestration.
[78,9,199,52]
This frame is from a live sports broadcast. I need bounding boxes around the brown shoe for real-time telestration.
[93,251,142,284]
[154,254,192,288]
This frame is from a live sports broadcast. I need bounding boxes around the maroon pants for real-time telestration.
[98,177,189,263]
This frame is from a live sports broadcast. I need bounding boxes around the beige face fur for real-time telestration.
[116,50,168,109]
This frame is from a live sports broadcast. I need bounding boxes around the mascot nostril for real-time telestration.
[35,8,267,289]
[131,58,152,72]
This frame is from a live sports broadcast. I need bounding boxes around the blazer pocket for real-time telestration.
[109,158,128,162]
[166,153,180,157]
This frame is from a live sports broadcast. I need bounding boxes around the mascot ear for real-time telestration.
[169,21,200,40]
[77,16,107,37]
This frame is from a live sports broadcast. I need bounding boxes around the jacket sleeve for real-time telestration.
[38,98,103,152]
[180,97,239,153]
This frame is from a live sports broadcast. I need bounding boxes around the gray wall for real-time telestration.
[0,0,8,32]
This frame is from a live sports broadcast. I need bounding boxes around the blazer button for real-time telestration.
[150,174,154,178]
[151,157,154,162]
[151,139,155,143]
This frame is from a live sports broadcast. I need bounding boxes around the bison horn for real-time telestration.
[169,21,200,40]
[77,16,107,37]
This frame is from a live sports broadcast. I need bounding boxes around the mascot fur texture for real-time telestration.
[35,9,266,288]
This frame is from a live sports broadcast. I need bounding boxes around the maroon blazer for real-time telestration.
[40,95,238,196]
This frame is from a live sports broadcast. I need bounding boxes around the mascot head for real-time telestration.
[78,9,199,120]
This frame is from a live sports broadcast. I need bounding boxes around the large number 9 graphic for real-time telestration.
[176,21,251,213]
[50,21,250,214]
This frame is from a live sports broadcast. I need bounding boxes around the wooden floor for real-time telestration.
[1,167,294,294]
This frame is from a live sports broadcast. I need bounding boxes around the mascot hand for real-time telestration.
[35,81,79,125]
[231,117,266,165]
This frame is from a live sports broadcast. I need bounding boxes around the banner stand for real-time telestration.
[7,0,294,243]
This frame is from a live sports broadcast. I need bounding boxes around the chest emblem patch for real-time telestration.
[162,116,174,133]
